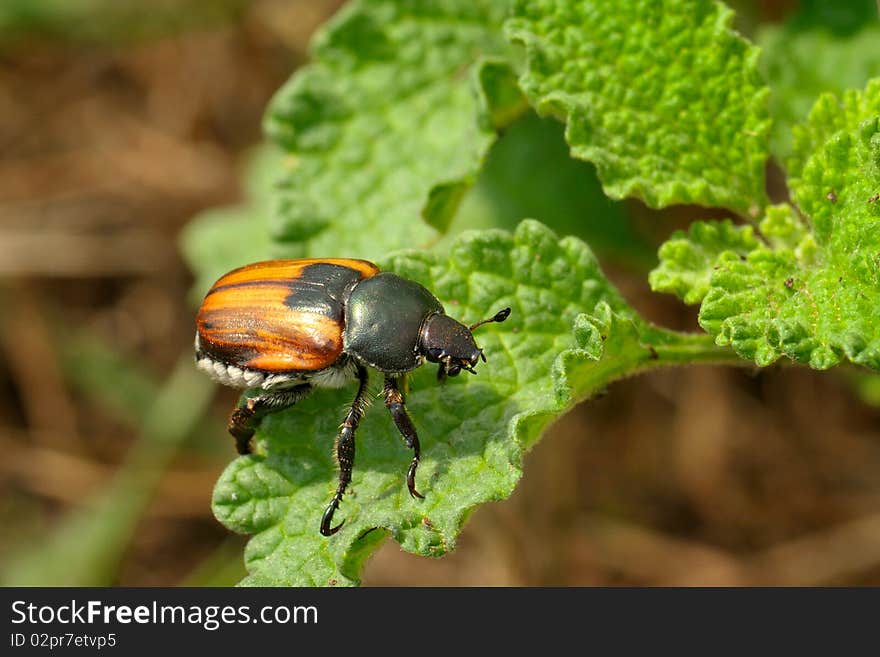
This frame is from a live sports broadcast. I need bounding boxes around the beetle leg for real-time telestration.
[383,375,425,500]
[228,383,313,455]
[321,365,370,536]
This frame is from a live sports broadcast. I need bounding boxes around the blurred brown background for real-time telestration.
[1,0,879,586]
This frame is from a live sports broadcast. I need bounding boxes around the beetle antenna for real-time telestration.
[469,307,511,331]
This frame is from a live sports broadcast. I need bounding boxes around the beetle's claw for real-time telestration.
[321,520,344,536]
[407,460,425,499]
[409,486,425,500]
[320,499,345,536]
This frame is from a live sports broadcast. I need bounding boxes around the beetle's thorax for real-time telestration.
[343,272,443,373]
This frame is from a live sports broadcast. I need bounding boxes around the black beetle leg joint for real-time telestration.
[228,409,256,455]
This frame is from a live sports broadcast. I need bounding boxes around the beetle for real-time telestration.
[194,258,510,536]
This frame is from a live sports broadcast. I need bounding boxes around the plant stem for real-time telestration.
[647,331,747,368]
[557,325,748,419]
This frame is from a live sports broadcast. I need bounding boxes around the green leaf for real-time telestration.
[212,220,735,586]
[759,19,880,163]
[505,0,770,214]
[264,0,523,258]
[652,80,880,371]
[649,219,760,305]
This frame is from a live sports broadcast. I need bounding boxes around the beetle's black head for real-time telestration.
[419,308,511,378]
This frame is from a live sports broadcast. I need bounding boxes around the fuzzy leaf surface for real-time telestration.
[649,219,760,305]
[264,0,522,258]
[505,0,770,214]
[653,81,880,370]
[212,220,729,586]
